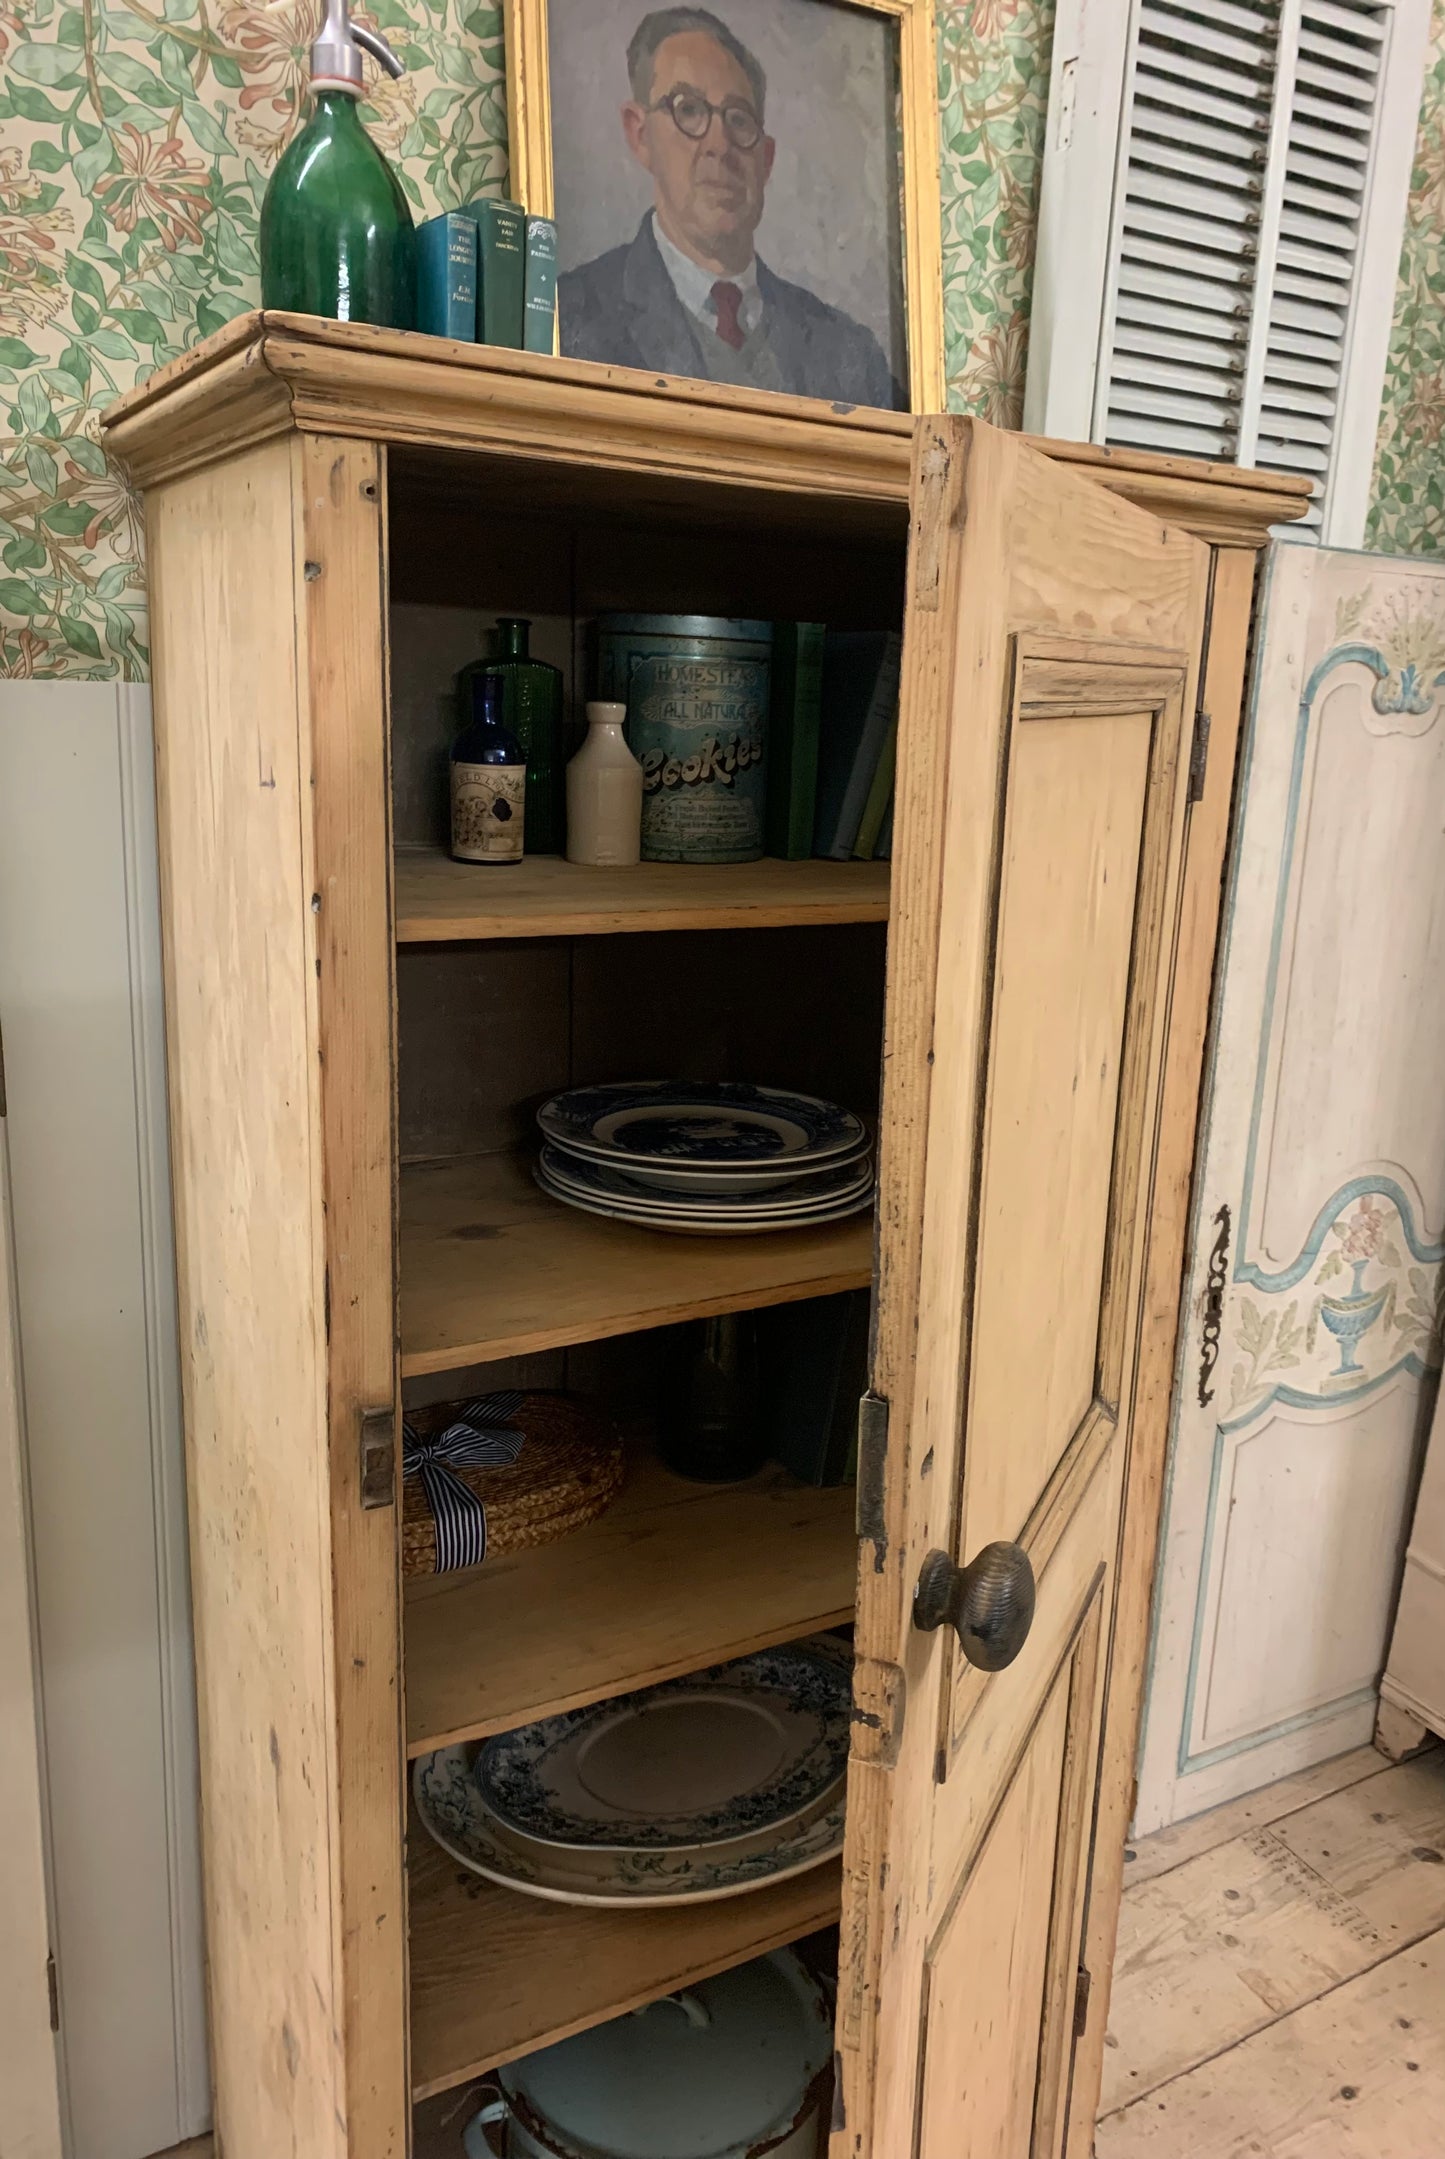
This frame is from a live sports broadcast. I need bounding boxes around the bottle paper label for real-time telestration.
[452,761,525,862]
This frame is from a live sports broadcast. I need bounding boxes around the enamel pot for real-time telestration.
[463,1951,833,2159]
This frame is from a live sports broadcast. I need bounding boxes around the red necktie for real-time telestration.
[711,280,746,350]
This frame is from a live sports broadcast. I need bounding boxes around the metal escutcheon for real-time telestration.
[913,1541,1036,1671]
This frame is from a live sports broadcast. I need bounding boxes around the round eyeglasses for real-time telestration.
[647,88,764,150]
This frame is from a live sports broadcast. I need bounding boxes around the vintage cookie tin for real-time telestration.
[595,615,772,864]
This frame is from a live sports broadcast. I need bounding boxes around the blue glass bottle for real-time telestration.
[455,619,565,854]
[451,670,526,864]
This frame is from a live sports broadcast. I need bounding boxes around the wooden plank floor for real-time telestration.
[155,1747,1445,2159]
[1097,1742,1445,2157]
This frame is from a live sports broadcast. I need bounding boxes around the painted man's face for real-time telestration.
[622,29,776,272]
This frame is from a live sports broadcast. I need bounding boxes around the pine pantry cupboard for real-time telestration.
[101,317,1309,2159]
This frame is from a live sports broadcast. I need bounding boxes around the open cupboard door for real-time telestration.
[835,418,1210,2159]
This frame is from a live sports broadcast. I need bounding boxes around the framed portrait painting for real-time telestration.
[504,0,944,413]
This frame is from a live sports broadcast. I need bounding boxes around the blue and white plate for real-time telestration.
[476,1639,851,1852]
[537,1145,873,1220]
[537,1082,866,1181]
[413,1637,851,1906]
[560,1140,871,1199]
[533,1158,874,1237]
[413,1745,845,1908]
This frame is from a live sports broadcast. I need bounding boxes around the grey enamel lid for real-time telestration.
[498,1951,831,2159]
[594,616,773,642]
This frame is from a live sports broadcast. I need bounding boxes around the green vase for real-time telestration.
[459,619,565,854]
[260,89,415,329]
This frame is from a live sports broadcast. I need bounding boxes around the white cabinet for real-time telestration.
[1380,1382,1445,1751]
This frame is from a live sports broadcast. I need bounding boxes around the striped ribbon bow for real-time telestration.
[402,1391,526,1573]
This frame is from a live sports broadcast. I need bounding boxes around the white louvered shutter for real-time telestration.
[1258,2,1386,524]
[1091,0,1408,536]
[1101,1,1276,467]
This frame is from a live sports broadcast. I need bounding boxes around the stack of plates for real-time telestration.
[533,1081,874,1235]
[413,1636,850,1907]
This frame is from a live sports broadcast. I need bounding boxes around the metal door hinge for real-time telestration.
[47,1951,59,2032]
[1188,705,1212,804]
[1072,1965,1092,2041]
[855,1391,889,1565]
[359,1407,396,1509]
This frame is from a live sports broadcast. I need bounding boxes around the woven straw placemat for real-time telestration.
[402,1390,625,1577]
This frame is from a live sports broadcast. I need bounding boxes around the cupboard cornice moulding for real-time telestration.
[102,312,1312,545]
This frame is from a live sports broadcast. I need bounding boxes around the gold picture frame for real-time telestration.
[503,0,946,412]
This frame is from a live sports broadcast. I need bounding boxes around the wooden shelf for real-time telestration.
[408,1828,842,2096]
[400,1152,874,1376]
[404,1449,856,1755]
[394,849,891,943]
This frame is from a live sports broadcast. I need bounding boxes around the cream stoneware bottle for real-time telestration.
[566,701,644,867]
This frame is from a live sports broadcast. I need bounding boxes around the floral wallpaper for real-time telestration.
[1367,0,1445,558]
[0,0,1439,679]
[936,0,1051,426]
[0,0,505,679]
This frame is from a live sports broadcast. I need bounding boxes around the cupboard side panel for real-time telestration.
[294,434,408,2153]
[148,440,346,2159]
[1065,545,1258,2149]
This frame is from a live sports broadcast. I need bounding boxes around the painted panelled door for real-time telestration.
[835,419,1208,2158]
[1138,545,1445,1833]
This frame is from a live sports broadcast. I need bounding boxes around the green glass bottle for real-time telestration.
[458,619,565,853]
[660,1313,766,1483]
[259,0,415,330]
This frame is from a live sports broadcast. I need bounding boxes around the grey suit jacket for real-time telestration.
[558,215,905,411]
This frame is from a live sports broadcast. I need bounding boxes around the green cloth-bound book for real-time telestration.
[468,196,525,349]
[853,708,897,860]
[415,211,477,341]
[764,621,825,859]
[524,215,558,354]
[814,630,902,860]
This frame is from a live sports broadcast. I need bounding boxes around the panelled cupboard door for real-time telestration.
[836,419,1209,2159]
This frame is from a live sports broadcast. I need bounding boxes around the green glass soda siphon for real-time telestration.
[458,618,565,853]
[259,0,416,330]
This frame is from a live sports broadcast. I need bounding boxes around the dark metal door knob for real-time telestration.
[913,1541,1036,1671]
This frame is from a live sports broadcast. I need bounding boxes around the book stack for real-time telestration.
[765,626,902,863]
[415,200,556,353]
